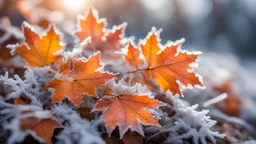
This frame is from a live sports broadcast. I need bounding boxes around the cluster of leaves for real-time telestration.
[0,7,225,144]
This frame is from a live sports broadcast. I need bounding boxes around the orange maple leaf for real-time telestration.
[94,87,163,138]
[213,79,241,116]
[44,52,117,106]
[15,22,64,67]
[125,28,202,95]
[76,7,105,43]
[125,42,145,71]
[20,116,61,144]
[76,7,126,59]
[103,24,126,52]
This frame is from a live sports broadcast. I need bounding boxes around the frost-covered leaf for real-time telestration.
[94,79,164,138]
[76,7,105,43]
[19,114,62,144]
[0,101,60,144]
[125,41,144,71]
[76,7,126,60]
[44,52,117,106]
[125,28,203,95]
[13,22,64,67]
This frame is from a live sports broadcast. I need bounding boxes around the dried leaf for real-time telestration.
[77,107,94,120]
[122,133,143,144]
[102,135,123,144]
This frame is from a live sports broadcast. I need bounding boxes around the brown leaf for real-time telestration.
[77,107,94,120]
[122,133,143,144]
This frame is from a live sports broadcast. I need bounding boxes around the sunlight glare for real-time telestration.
[61,0,87,14]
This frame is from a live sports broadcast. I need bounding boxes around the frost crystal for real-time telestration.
[0,68,53,106]
[51,104,104,144]
[0,100,51,143]
[105,77,151,97]
[164,95,225,144]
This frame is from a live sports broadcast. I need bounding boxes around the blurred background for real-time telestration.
[0,0,255,72]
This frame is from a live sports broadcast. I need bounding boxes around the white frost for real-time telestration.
[51,104,104,144]
[164,94,225,144]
